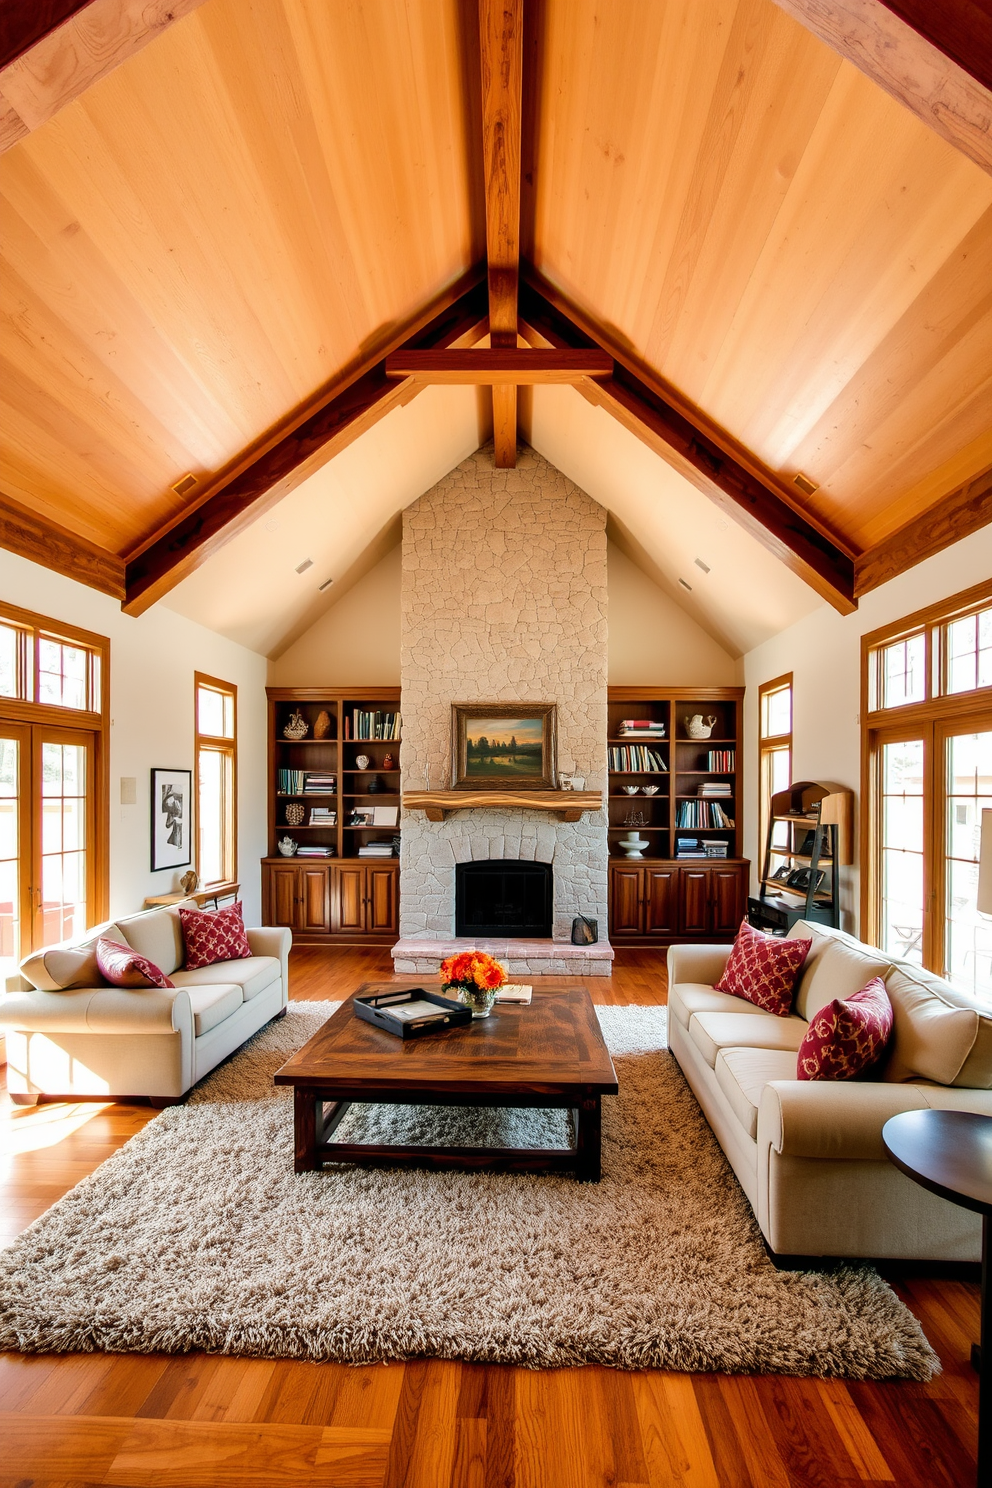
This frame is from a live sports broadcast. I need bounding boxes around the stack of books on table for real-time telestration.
[296,844,335,857]
[617,718,666,738]
[308,806,337,825]
[676,836,706,859]
[358,842,395,858]
[697,781,732,798]
[304,772,336,793]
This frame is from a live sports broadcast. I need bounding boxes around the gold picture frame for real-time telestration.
[451,703,557,790]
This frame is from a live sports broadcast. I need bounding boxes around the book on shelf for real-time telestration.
[706,750,735,771]
[303,773,336,793]
[676,800,735,828]
[675,836,706,858]
[358,843,395,857]
[704,841,729,857]
[618,719,666,737]
[307,808,337,824]
[609,745,668,772]
[345,710,401,741]
[295,845,335,857]
[276,769,307,795]
[697,782,732,797]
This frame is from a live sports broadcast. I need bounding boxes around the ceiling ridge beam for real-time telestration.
[121,270,489,616]
[770,0,992,176]
[385,347,613,383]
[518,276,857,615]
[0,489,124,598]
[854,464,992,596]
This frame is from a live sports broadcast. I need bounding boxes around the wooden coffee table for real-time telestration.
[273,979,618,1182]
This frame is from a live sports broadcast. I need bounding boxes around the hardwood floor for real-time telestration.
[0,946,979,1486]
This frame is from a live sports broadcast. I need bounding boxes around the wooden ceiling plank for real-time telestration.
[853,464,992,595]
[122,272,490,616]
[0,0,207,153]
[0,488,124,598]
[769,0,992,175]
[384,348,612,383]
[479,0,524,465]
[519,274,857,614]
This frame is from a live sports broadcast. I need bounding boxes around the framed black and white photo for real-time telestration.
[150,767,192,871]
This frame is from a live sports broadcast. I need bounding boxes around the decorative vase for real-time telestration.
[313,710,332,739]
[619,832,649,858]
[283,710,308,740]
[355,754,371,770]
[285,803,305,826]
[180,869,199,895]
[684,714,717,739]
[382,753,395,770]
[460,986,498,1019]
[277,836,298,856]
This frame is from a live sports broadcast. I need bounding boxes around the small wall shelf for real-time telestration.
[403,789,603,822]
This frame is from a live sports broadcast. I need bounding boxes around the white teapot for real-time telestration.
[684,714,718,739]
[277,836,298,856]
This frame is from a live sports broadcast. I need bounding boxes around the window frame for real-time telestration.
[758,672,793,868]
[194,671,237,888]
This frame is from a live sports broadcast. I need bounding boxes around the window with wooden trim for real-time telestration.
[0,602,109,983]
[758,674,793,870]
[195,673,237,887]
[862,579,992,996]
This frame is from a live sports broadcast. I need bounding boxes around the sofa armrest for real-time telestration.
[0,985,193,1038]
[246,926,291,989]
[758,1080,992,1162]
[667,943,732,989]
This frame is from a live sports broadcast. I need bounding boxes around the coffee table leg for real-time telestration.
[294,1088,321,1173]
[574,1095,602,1182]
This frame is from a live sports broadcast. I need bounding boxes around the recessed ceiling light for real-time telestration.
[678,577,692,591]
[694,558,710,573]
[265,518,280,532]
[171,473,197,497]
[793,471,819,496]
[295,558,313,574]
[318,576,334,592]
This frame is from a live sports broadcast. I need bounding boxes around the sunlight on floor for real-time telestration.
[2,1097,112,1161]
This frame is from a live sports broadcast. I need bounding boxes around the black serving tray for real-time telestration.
[353,987,473,1039]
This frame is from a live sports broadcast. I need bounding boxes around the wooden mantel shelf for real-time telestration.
[403,790,603,823]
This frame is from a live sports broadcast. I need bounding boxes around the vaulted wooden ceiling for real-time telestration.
[0,0,990,621]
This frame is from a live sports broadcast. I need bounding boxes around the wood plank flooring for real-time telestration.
[0,946,979,1486]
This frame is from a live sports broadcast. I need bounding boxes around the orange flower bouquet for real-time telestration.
[440,950,507,1019]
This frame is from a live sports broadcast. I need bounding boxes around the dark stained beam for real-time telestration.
[479,0,524,466]
[519,269,857,614]
[770,0,992,175]
[123,269,489,616]
[854,464,992,596]
[0,491,124,599]
[880,1,992,92]
[0,0,207,154]
[385,348,612,384]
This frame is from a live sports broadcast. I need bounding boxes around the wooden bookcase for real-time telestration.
[262,687,400,945]
[607,686,748,945]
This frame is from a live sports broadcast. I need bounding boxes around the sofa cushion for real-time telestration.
[787,921,892,1022]
[19,923,128,992]
[179,902,252,970]
[716,920,811,1016]
[185,983,243,1036]
[881,964,989,1087]
[96,937,175,991]
[715,1047,799,1140]
[117,901,197,978]
[796,978,893,1082]
[668,983,772,1031]
[171,956,279,1003]
[689,1011,807,1069]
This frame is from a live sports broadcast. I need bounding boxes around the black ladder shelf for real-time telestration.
[748,781,851,936]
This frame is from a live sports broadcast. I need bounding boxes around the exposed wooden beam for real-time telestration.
[122,270,489,616]
[385,348,613,384]
[0,490,124,599]
[479,0,524,465]
[880,2,992,92]
[854,464,992,596]
[0,0,207,154]
[770,0,992,176]
[519,271,857,614]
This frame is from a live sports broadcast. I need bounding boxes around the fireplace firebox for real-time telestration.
[455,860,553,938]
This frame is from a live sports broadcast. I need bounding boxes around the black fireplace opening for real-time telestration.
[455,860,553,938]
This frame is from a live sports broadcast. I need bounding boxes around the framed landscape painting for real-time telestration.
[451,703,557,790]
[150,767,192,871]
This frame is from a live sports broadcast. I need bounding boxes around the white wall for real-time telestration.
[270,544,401,686]
[0,550,268,924]
[608,544,738,684]
[743,527,992,933]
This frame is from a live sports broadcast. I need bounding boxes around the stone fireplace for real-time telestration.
[392,443,612,976]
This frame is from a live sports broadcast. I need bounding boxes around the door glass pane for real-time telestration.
[0,738,20,983]
[944,730,992,997]
[767,746,791,859]
[198,748,224,884]
[880,738,925,962]
[40,741,87,945]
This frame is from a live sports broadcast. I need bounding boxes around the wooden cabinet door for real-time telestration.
[609,866,643,936]
[680,869,710,935]
[299,867,330,933]
[268,864,299,929]
[367,865,397,934]
[332,864,365,933]
[710,865,745,935]
[644,868,678,935]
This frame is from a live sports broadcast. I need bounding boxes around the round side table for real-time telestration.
[882,1109,992,1488]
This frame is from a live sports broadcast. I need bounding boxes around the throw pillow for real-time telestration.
[797,977,893,1081]
[96,937,174,990]
[179,901,252,970]
[715,919,812,1017]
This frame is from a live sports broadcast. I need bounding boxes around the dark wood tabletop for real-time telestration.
[882,1109,992,1217]
[274,978,619,1099]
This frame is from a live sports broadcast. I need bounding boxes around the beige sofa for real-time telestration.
[668,921,992,1262]
[1,900,291,1105]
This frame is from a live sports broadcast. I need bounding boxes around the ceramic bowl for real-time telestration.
[641,784,660,795]
[621,785,640,795]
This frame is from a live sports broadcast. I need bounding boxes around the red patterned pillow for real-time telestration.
[96,937,174,990]
[797,977,893,1081]
[179,901,252,970]
[715,920,812,1017]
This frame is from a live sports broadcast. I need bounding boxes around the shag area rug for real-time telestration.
[0,1002,938,1378]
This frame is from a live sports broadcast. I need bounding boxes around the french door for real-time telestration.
[0,722,96,984]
